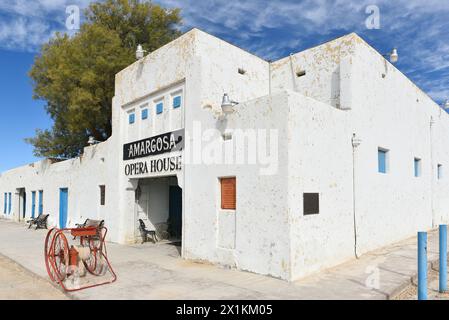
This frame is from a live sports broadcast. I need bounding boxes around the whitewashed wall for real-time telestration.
[348,36,449,255]
[0,139,120,241]
[286,92,354,280]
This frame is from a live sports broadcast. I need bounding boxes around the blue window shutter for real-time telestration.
[141,109,148,120]
[3,193,6,214]
[38,190,43,215]
[8,193,11,214]
[378,149,387,173]
[414,158,421,177]
[156,102,164,114]
[129,113,135,124]
[173,96,182,108]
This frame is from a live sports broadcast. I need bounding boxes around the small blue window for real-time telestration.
[141,109,148,120]
[129,113,135,124]
[8,193,11,214]
[378,148,388,174]
[414,158,421,177]
[438,164,443,180]
[38,190,43,216]
[173,96,182,108]
[3,193,6,214]
[156,102,164,114]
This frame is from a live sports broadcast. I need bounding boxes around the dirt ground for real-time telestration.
[0,254,68,300]
[393,267,449,300]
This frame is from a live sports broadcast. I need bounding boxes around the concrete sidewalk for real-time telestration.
[0,219,441,299]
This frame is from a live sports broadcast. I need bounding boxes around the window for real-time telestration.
[100,185,105,206]
[173,96,182,109]
[438,164,443,180]
[414,158,422,177]
[220,177,236,210]
[128,113,135,124]
[3,193,6,214]
[141,108,148,120]
[8,193,11,214]
[304,193,319,215]
[378,148,389,174]
[156,102,164,114]
[38,190,43,215]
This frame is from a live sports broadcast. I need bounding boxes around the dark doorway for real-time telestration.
[22,191,26,219]
[169,185,182,240]
[17,188,26,221]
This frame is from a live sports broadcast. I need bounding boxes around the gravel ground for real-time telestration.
[0,254,68,300]
[393,266,449,300]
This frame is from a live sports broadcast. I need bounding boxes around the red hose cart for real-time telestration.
[44,223,117,292]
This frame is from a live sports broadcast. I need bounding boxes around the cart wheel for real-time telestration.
[51,231,69,281]
[44,228,59,282]
[83,246,98,275]
[83,229,105,275]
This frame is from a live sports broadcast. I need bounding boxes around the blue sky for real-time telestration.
[0,0,448,172]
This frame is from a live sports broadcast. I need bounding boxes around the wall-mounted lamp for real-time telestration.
[383,48,399,64]
[87,136,100,145]
[136,44,147,60]
[351,133,362,148]
[221,93,239,115]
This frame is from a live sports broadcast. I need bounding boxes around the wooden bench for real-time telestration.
[27,214,49,230]
[75,219,104,239]
[75,219,104,229]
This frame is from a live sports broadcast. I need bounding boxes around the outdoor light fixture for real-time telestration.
[221,93,239,115]
[136,44,147,60]
[351,133,362,148]
[390,48,399,63]
[87,136,100,145]
[383,48,399,63]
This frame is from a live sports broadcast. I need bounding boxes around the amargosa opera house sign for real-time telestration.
[123,129,184,176]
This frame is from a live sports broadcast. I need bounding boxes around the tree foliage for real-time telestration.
[27,0,182,159]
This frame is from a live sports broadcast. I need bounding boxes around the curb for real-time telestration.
[388,258,442,299]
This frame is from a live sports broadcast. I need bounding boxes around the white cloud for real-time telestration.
[156,0,449,101]
[0,0,447,101]
[0,0,91,51]
[0,17,52,51]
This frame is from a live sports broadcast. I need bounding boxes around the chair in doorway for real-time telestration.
[138,219,158,244]
[155,222,171,241]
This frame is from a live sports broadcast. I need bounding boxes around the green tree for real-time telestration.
[27,0,182,159]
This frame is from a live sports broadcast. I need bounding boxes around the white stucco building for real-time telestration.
[1,29,448,281]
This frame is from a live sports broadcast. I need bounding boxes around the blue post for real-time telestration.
[440,225,447,293]
[418,232,427,300]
